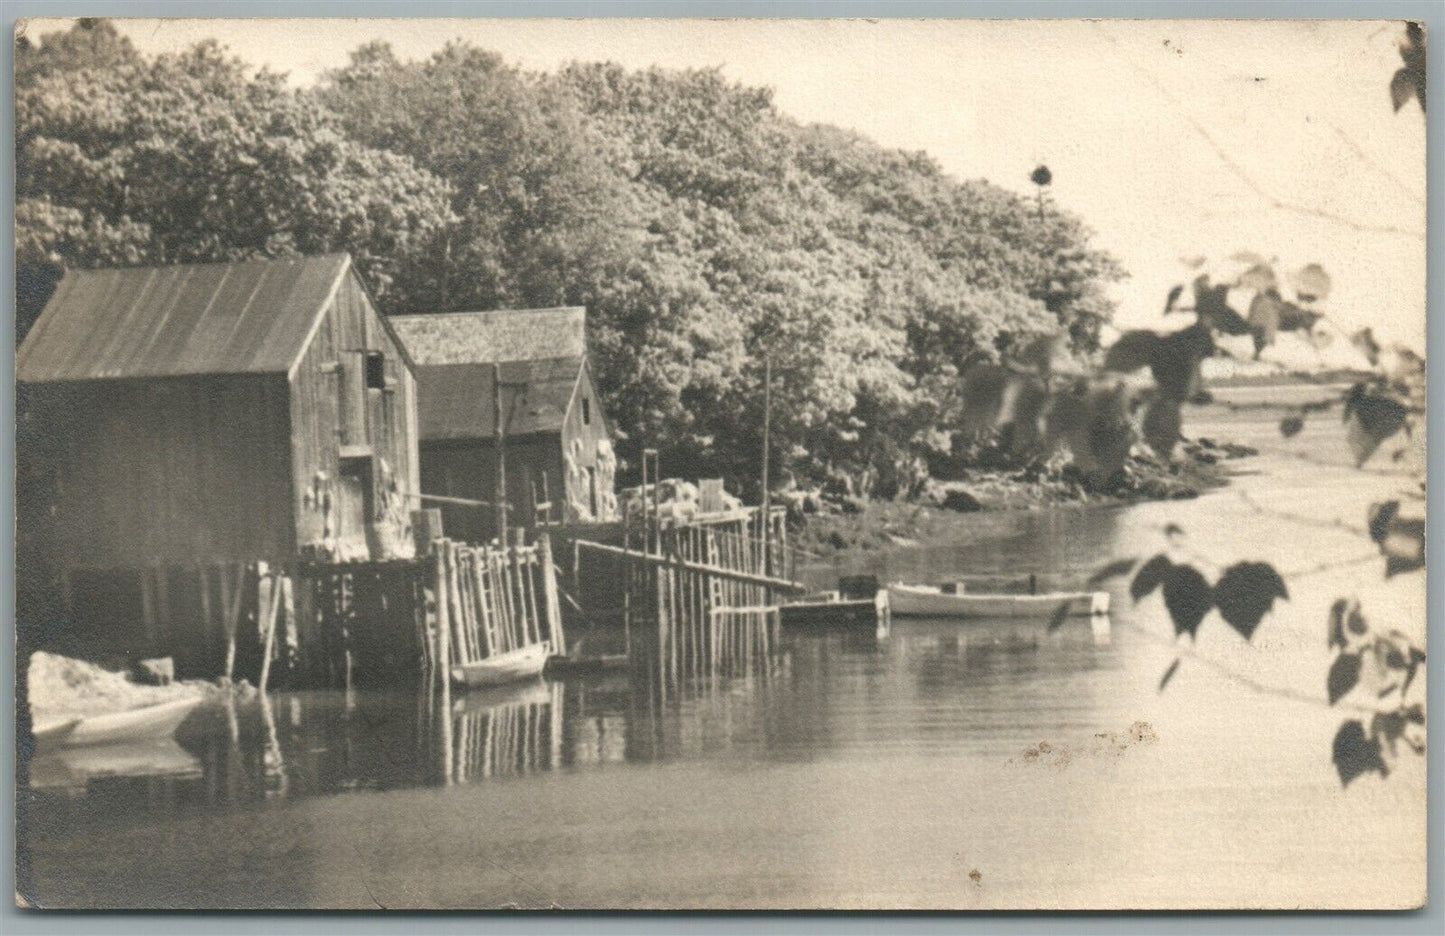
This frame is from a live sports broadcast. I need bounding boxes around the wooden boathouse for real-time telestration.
[16,253,423,674]
[389,308,617,543]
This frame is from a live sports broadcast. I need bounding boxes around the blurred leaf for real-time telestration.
[958,363,1010,438]
[1390,24,1424,115]
[1346,603,1368,636]
[1152,323,1215,400]
[1367,500,1425,577]
[1379,641,1407,669]
[1333,720,1387,786]
[1367,501,1399,543]
[1247,289,1281,355]
[1163,564,1213,640]
[1087,557,1137,587]
[1391,68,1416,111]
[1371,711,1406,757]
[1103,330,1160,374]
[1131,553,1173,601]
[1163,283,1185,314]
[1276,301,1322,333]
[1327,599,1350,650]
[1279,415,1304,438]
[1291,263,1331,303]
[1402,646,1426,695]
[1384,529,1424,579]
[1142,395,1182,459]
[1343,383,1410,467]
[1328,652,1362,705]
[1030,164,1053,187]
[1212,562,1287,641]
[1236,263,1278,292]
[1158,658,1182,691]
[1194,276,1251,336]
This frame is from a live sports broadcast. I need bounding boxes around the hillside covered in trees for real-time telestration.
[17,19,1126,497]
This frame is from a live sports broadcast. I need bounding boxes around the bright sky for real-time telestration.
[25,17,1429,348]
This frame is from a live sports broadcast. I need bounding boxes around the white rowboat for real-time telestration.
[33,696,206,748]
[450,643,551,689]
[888,584,1110,619]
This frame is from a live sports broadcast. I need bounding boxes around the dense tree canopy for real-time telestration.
[16,21,456,334]
[16,21,1127,495]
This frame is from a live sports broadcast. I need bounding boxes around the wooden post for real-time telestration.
[471,550,494,659]
[538,534,565,656]
[259,571,282,694]
[412,508,443,557]
[432,539,453,782]
[219,565,237,681]
[760,355,772,578]
[493,363,508,543]
[139,568,156,650]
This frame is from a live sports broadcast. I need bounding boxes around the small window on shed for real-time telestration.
[582,396,592,425]
[365,352,386,390]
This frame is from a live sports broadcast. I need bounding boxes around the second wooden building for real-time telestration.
[389,307,617,544]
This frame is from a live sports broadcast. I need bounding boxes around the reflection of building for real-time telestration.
[390,308,617,544]
[17,255,423,666]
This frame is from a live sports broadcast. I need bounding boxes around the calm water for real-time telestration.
[19,389,1426,909]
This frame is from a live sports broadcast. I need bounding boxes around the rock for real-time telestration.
[939,489,984,512]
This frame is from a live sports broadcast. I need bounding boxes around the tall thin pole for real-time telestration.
[492,362,507,543]
[760,356,772,578]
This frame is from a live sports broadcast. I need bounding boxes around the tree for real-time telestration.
[316,42,640,315]
[16,23,456,336]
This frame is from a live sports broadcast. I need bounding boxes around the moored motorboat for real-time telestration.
[888,583,1109,619]
[450,642,551,688]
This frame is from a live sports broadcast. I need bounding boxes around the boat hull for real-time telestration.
[450,643,551,688]
[34,696,206,749]
[779,590,891,638]
[888,585,1110,619]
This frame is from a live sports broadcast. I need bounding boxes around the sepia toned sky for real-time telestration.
[23,17,1428,348]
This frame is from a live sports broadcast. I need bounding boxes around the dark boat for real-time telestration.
[779,576,891,638]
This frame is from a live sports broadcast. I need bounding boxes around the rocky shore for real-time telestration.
[794,435,1256,557]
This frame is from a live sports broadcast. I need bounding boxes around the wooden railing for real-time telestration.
[425,534,564,678]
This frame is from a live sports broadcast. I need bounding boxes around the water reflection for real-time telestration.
[29,602,1124,827]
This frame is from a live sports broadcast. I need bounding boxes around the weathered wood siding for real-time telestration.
[289,270,420,561]
[418,437,563,544]
[23,374,294,568]
[560,362,617,523]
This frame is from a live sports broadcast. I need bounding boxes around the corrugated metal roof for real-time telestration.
[416,358,582,441]
[17,254,352,382]
[389,308,586,366]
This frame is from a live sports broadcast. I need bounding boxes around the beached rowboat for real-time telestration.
[450,642,551,688]
[887,583,1110,619]
[33,695,206,748]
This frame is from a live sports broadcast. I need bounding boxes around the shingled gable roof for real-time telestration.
[389,308,594,442]
[387,308,586,366]
[16,253,406,383]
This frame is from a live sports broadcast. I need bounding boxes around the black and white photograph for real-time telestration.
[11,15,1428,910]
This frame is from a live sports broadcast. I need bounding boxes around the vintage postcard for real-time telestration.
[13,17,1426,910]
